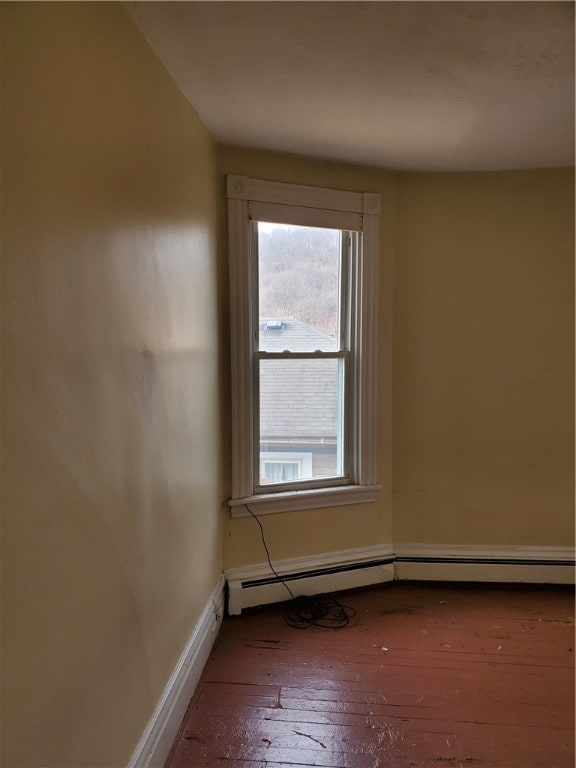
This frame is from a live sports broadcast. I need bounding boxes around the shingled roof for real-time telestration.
[259,318,339,441]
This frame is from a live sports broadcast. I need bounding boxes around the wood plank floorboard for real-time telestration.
[166,582,575,768]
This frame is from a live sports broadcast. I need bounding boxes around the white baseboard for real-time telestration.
[225,545,395,615]
[394,544,575,584]
[127,576,225,768]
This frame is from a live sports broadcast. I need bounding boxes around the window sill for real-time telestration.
[227,484,381,518]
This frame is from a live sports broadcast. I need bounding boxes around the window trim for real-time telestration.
[227,175,381,517]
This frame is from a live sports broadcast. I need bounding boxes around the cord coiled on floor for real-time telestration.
[283,594,356,628]
[246,505,356,629]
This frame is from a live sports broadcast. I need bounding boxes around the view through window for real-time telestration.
[256,222,348,487]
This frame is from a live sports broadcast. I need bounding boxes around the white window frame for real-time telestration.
[227,175,380,517]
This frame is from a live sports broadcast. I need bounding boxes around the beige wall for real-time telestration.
[219,149,574,568]
[218,147,395,568]
[1,4,222,767]
[394,169,574,546]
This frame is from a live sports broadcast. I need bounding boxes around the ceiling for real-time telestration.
[127,1,575,172]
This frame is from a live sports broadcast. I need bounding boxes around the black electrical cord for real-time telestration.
[283,594,357,629]
[245,504,295,601]
[245,505,356,629]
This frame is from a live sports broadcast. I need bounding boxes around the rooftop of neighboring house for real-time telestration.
[259,317,338,353]
[259,318,338,441]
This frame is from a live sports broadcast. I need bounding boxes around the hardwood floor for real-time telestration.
[167,582,575,768]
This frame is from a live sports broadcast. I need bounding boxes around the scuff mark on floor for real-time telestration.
[377,606,418,616]
[293,730,327,748]
[183,734,203,744]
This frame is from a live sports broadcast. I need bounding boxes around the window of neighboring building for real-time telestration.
[260,451,313,485]
[227,175,381,516]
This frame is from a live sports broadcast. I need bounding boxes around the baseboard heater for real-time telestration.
[396,556,574,566]
[393,546,575,584]
[226,545,396,615]
[225,544,575,615]
[241,556,395,589]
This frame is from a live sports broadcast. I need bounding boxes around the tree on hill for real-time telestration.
[258,223,340,337]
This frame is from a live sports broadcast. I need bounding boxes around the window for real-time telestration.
[227,175,380,516]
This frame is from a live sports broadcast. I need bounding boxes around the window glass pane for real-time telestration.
[259,358,344,485]
[257,222,341,352]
